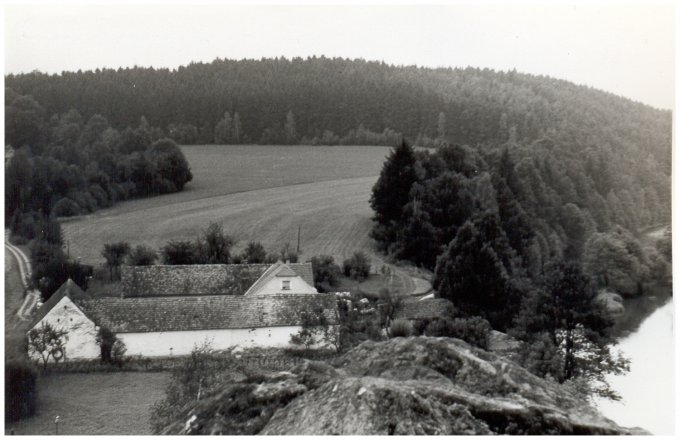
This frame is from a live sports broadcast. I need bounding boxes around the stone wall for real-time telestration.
[120,264,269,297]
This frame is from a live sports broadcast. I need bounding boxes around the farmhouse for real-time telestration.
[28,261,338,361]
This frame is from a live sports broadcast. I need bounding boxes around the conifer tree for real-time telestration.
[369,139,418,247]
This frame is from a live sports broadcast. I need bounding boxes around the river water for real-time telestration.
[595,299,675,434]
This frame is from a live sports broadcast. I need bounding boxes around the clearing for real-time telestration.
[6,372,169,435]
[62,145,391,266]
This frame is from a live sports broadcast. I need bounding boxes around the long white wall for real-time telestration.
[118,325,330,357]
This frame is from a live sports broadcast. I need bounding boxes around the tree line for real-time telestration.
[6,92,193,225]
[5,57,671,159]
[369,139,670,398]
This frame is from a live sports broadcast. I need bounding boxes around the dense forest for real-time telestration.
[5,57,671,159]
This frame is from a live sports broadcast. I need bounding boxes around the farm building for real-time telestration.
[28,262,338,362]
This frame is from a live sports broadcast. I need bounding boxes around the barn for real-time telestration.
[27,261,338,362]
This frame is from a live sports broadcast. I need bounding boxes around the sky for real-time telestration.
[3,1,677,110]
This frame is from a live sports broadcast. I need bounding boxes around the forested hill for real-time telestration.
[5,57,671,164]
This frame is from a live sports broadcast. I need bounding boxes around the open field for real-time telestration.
[64,144,391,218]
[64,176,379,267]
[62,145,392,266]
[6,372,170,435]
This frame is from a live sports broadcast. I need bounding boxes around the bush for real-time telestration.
[127,244,158,266]
[102,241,131,280]
[51,197,81,217]
[310,255,342,292]
[425,316,491,349]
[161,240,197,265]
[96,327,127,366]
[389,319,412,338]
[411,319,430,336]
[242,241,267,264]
[342,251,371,280]
[5,361,37,422]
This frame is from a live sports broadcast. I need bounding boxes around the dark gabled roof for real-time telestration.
[394,298,455,321]
[120,263,316,297]
[29,279,87,329]
[76,293,338,333]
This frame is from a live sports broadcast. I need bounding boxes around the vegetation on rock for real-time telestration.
[158,337,645,435]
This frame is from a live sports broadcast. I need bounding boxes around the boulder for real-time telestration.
[162,337,647,435]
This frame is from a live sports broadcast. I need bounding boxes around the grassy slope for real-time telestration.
[5,372,169,435]
[62,145,391,266]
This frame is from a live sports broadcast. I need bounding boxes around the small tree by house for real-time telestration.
[242,241,267,263]
[127,244,158,266]
[161,240,197,265]
[102,241,131,280]
[27,322,68,371]
[342,251,371,280]
[290,304,338,351]
[96,327,127,366]
[196,222,234,264]
[310,255,342,292]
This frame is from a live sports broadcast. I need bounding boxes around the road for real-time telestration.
[4,231,40,321]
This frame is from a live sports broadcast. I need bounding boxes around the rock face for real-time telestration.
[162,337,647,435]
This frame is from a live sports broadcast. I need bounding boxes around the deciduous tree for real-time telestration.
[102,242,131,280]
[127,244,158,266]
[28,322,68,371]
[513,259,629,399]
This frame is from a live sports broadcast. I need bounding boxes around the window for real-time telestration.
[282,280,291,290]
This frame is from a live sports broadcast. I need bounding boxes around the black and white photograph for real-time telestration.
[3,0,676,435]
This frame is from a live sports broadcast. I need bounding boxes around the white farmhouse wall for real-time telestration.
[118,325,336,357]
[29,296,100,362]
[253,276,317,295]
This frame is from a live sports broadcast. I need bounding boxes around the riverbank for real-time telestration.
[612,283,672,339]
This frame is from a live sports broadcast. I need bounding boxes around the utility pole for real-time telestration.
[296,226,301,255]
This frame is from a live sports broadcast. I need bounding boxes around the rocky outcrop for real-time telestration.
[161,337,648,435]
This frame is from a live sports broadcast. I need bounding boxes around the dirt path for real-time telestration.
[5,248,32,361]
[5,231,40,320]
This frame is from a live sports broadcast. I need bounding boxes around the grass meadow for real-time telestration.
[61,145,392,266]
[5,372,170,435]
